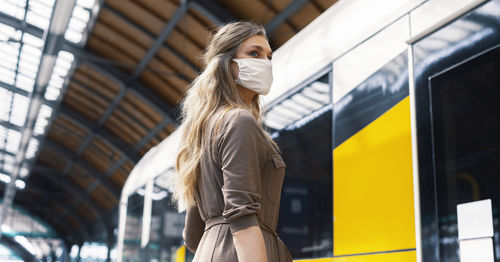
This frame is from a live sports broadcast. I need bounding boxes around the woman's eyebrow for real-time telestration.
[248,45,273,56]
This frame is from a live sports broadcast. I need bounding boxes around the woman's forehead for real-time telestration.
[240,35,271,51]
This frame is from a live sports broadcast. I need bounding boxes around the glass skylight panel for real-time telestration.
[0,126,6,149]
[10,93,29,127]
[22,33,43,48]
[26,0,54,31]
[0,89,12,122]
[6,129,21,154]
[65,0,96,44]
[33,104,53,136]
[25,138,39,160]
[0,23,21,40]
[44,86,60,101]
[15,74,35,93]
[0,0,27,20]
[3,162,14,174]
[45,51,74,101]
[15,179,25,190]
[0,67,16,85]
[0,173,10,183]
[64,29,82,43]
[3,155,14,166]
[77,0,96,9]
[28,0,53,17]
[73,6,90,22]
[19,166,29,178]
[58,51,75,63]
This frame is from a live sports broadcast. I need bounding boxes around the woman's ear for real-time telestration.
[229,60,239,81]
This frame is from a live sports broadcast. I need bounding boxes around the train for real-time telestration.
[116,0,500,261]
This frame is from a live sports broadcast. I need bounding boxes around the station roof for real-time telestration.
[0,0,337,245]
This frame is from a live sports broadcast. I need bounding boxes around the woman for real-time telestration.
[174,21,292,262]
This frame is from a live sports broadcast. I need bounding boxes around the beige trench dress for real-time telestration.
[182,108,293,262]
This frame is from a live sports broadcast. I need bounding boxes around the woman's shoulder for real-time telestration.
[216,107,258,128]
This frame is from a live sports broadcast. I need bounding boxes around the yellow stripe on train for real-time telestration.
[333,97,416,257]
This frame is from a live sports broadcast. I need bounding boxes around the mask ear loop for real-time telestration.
[232,59,241,85]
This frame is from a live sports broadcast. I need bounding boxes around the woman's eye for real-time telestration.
[249,51,258,56]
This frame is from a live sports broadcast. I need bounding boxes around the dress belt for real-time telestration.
[204,216,278,238]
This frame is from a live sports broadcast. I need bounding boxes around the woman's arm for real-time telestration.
[233,225,268,262]
[182,204,205,253]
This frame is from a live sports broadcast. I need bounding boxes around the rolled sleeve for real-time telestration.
[219,110,265,233]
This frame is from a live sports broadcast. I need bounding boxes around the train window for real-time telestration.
[266,70,333,259]
[429,45,500,262]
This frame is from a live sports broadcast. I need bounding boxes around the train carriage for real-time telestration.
[117,0,500,261]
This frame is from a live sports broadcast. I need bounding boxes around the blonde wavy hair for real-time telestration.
[173,21,277,210]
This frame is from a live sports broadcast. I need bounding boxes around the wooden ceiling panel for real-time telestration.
[70,82,110,109]
[314,0,338,11]
[262,0,293,10]
[87,36,182,106]
[289,2,322,30]
[124,93,162,123]
[136,0,209,48]
[68,166,96,189]
[47,120,85,152]
[187,8,214,30]
[156,123,175,141]
[138,72,181,105]
[38,149,68,171]
[72,71,117,101]
[122,161,134,173]
[117,100,157,132]
[90,138,121,163]
[57,115,89,138]
[270,23,296,47]
[76,203,96,222]
[90,185,118,210]
[63,91,104,123]
[50,203,64,215]
[144,59,189,94]
[109,109,149,140]
[109,167,127,188]
[103,116,139,146]
[87,36,136,75]
[46,130,81,154]
[98,7,198,79]
[65,215,81,229]
[81,140,117,174]
[92,23,145,62]
[105,0,203,68]
[78,63,121,93]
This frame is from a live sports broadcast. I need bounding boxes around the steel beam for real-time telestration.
[190,1,223,25]
[130,0,190,80]
[0,81,30,97]
[265,0,310,33]
[192,0,234,23]
[0,12,43,38]
[42,139,121,198]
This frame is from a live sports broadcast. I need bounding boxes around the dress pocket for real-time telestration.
[267,155,286,204]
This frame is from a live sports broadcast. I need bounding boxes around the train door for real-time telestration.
[411,1,500,261]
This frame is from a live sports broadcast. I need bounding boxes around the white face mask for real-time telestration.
[232,58,273,95]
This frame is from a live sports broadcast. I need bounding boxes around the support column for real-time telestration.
[76,242,83,262]
[106,227,115,262]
